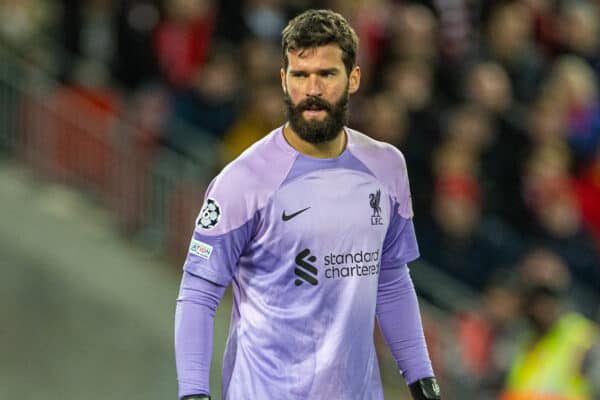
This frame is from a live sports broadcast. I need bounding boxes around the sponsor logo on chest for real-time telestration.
[293,247,380,286]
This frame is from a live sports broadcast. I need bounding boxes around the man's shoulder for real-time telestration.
[211,127,295,199]
[346,128,407,172]
[346,128,413,217]
[347,128,405,162]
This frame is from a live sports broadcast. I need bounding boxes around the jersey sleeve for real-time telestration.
[182,164,259,286]
[376,266,434,383]
[380,150,420,269]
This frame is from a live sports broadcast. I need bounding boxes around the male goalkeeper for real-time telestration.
[175,9,441,400]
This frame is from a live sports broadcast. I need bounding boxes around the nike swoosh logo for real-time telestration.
[282,207,311,221]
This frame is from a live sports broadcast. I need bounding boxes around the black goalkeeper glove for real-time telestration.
[409,377,441,400]
[181,395,211,400]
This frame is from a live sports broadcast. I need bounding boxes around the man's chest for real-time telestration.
[237,170,393,302]
[256,169,390,251]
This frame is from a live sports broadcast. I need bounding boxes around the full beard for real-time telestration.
[283,85,349,144]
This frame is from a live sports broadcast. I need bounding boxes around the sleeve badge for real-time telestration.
[197,198,221,229]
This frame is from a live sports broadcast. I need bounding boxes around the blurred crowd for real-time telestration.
[1,0,599,398]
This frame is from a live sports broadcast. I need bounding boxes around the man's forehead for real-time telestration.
[287,44,344,66]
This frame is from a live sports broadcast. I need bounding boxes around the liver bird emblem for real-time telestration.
[369,189,382,217]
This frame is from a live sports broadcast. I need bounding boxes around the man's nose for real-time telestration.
[306,74,323,97]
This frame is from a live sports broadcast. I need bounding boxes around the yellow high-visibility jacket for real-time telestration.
[501,312,598,400]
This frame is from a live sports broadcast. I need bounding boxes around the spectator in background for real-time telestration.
[383,58,441,139]
[500,248,600,400]
[79,0,114,81]
[220,81,284,165]
[524,0,563,59]
[378,2,440,98]
[0,0,56,66]
[111,0,162,90]
[417,139,522,291]
[154,0,216,88]
[444,269,522,399]
[521,143,600,311]
[383,58,438,125]
[464,61,515,119]
[540,55,600,166]
[56,0,115,85]
[358,91,409,150]
[163,45,241,161]
[462,61,530,227]
[482,1,545,103]
[239,38,281,87]
[217,38,284,165]
[558,0,600,78]
[386,3,438,64]
[440,103,494,165]
[214,0,308,46]
[435,103,495,216]
[380,57,441,215]
[408,0,476,64]
[351,0,394,89]
[526,94,568,148]
[241,0,287,43]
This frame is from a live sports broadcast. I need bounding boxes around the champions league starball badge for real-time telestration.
[197,198,221,229]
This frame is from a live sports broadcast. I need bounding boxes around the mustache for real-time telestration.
[296,96,332,112]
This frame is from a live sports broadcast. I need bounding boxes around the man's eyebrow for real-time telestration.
[288,67,340,74]
[318,68,340,74]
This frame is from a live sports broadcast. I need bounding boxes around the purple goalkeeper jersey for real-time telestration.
[183,126,420,399]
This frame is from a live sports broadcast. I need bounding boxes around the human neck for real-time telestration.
[283,124,346,158]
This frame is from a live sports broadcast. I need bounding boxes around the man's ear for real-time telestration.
[348,66,361,94]
[280,68,287,94]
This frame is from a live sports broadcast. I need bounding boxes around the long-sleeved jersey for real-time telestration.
[178,126,431,399]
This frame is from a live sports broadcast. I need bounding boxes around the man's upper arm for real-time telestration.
[182,166,259,286]
[380,150,420,269]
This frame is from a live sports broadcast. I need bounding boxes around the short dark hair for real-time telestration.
[281,9,359,74]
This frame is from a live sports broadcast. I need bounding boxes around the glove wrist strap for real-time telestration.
[409,377,441,400]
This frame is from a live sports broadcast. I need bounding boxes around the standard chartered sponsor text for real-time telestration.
[323,249,380,279]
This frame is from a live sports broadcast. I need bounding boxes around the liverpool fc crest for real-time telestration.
[369,189,383,225]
